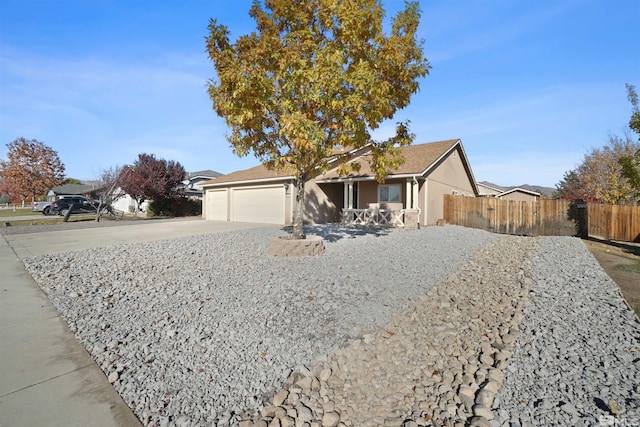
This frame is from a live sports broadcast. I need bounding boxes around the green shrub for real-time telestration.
[147,197,202,217]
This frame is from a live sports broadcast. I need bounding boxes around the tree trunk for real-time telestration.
[95,200,103,222]
[292,177,306,240]
[63,204,73,222]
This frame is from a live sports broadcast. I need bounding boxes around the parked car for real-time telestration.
[32,195,89,215]
[31,200,55,215]
[50,197,98,216]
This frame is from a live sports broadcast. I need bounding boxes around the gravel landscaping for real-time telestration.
[495,237,640,426]
[22,225,640,426]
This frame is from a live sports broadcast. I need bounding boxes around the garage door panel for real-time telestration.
[207,189,227,221]
[231,186,284,224]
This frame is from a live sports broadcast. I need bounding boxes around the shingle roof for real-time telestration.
[202,164,294,186]
[477,181,506,193]
[316,139,460,180]
[187,170,222,179]
[499,187,541,197]
[201,139,467,187]
[50,183,101,195]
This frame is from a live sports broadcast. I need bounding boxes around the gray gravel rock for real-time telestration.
[23,224,494,426]
[22,226,640,426]
[494,236,640,426]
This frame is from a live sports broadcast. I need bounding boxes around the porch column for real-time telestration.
[412,178,419,210]
[423,178,429,225]
[405,179,412,209]
[344,182,354,209]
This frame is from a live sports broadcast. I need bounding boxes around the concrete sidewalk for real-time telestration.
[0,218,273,426]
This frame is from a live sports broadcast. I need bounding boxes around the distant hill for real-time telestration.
[478,181,556,197]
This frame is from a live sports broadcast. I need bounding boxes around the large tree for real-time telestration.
[0,177,21,202]
[555,133,638,205]
[619,83,640,202]
[93,166,130,222]
[206,0,430,238]
[626,83,640,138]
[554,169,582,200]
[0,138,65,201]
[120,153,186,209]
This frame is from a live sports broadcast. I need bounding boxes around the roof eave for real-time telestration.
[418,139,479,196]
[201,175,294,188]
[500,188,541,197]
[315,172,426,184]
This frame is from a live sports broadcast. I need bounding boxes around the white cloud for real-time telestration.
[423,1,580,64]
[0,46,240,177]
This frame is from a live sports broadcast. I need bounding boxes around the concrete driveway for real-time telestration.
[4,217,276,258]
[0,218,273,427]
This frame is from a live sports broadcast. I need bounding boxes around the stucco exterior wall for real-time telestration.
[357,179,406,208]
[357,181,377,208]
[418,181,427,225]
[111,189,148,214]
[477,185,502,196]
[424,149,475,226]
[303,181,341,224]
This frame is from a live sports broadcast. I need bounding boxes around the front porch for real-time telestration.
[341,208,420,228]
[336,179,421,229]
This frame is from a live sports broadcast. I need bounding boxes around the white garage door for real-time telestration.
[206,189,228,221]
[231,186,285,224]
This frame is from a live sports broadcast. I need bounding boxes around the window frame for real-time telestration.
[378,184,401,203]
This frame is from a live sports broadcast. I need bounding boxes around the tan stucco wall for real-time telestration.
[418,181,426,225]
[424,149,475,226]
[357,179,406,208]
[357,181,378,208]
[500,192,539,202]
[477,184,502,196]
[303,181,341,224]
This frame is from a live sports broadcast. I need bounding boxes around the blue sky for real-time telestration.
[1,0,638,188]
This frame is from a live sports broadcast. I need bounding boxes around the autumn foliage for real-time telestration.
[555,134,638,205]
[206,0,430,238]
[556,84,640,205]
[120,153,186,210]
[0,138,65,201]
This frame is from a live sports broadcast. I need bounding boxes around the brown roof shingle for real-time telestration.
[201,163,294,186]
[316,139,460,180]
[202,139,463,186]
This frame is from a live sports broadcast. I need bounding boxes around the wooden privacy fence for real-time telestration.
[443,195,640,242]
[587,203,640,242]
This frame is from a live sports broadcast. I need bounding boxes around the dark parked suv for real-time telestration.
[50,197,98,216]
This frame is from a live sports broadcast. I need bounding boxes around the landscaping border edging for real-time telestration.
[268,235,325,256]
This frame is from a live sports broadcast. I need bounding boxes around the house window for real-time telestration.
[379,184,401,203]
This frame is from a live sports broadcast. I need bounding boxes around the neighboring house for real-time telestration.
[201,139,478,227]
[47,183,102,201]
[497,187,541,202]
[180,170,222,200]
[477,182,505,197]
[110,170,221,213]
[477,182,541,202]
[110,188,149,214]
